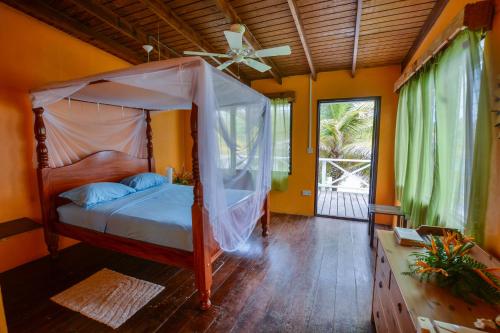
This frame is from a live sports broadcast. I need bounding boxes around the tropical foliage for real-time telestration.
[319,101,373,159]
[405,232,500,304]
[319,101,374,182]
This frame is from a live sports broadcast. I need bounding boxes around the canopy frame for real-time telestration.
[33,101,270,310]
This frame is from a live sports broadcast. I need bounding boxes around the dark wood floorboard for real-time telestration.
[1,214,375,333]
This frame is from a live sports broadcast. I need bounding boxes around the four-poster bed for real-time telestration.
[31,58,272,310]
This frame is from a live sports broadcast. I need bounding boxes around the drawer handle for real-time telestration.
[381,256,385,263]
[397,303,402,313]
[376,311,380,319]
[378,281,382,288]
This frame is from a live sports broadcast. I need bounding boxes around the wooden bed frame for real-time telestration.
[33,103,270,310]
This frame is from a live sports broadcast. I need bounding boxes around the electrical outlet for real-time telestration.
[302,190,312,196]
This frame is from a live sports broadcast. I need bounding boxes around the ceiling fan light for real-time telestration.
[142,45,154,53]
[230,24,245,34]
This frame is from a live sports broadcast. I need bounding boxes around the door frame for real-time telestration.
[314,96,381,221]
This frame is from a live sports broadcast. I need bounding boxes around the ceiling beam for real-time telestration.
[3,0,144,65]
[213,0,283,84]
[139,0,245,82]
[287,0,316,80]
[67,0,181,59]
[401,0,450,71]
[351,0,362,77]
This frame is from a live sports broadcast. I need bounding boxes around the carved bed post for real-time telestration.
[33,107,59,258]
[145,110,154,172]
[261,193,270,237]
[190,103,213,310]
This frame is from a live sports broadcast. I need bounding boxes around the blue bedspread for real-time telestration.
[57,183,252,251]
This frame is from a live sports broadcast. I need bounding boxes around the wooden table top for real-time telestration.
[368,204,404,216]
[377,230,499,330]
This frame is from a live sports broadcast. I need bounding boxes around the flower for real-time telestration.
[473,269,500,291]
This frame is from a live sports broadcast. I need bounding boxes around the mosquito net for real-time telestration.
[31,57,272,251]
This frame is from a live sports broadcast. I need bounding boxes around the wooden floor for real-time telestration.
[1,215,375,333]
[317,190,369,220]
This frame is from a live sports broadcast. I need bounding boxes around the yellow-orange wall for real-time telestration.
[151,110,187,175]
[0,3,183,273]
[404,0,500,257]
[252,66,401,223]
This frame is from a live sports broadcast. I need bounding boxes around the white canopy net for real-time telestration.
[31,57,272,252]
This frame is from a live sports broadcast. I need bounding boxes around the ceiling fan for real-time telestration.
[183,24,291,73]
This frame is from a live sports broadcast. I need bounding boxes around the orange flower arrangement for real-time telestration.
[405,232,500,304]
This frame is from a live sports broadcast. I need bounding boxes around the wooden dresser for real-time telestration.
[372,230,499,333]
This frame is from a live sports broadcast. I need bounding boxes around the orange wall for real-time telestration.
[252,66,401,223]
[0,3,183,272]
[484,0,500,258]
[151,110,187,175]
[404,0,500,256]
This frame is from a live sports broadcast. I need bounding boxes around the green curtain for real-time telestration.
[271,98,291,191]
[394,30,491,243]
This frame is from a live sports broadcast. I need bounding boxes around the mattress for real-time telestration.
[57,183,252,251]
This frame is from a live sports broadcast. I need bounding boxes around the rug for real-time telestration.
[51,268,164,329]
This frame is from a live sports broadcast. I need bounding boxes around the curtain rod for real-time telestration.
[394,0,494,92]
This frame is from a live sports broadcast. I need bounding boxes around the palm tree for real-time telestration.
[319,101,373,159]
[319,101,373,182]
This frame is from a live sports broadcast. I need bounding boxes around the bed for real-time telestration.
[31,58,272,310]
[57,183,253,252]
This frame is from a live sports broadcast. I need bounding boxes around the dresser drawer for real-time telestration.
[372,291,388,333]
[376,240,391,289]
[389,272,415,333]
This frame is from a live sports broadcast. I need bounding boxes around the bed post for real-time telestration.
[190,103,213,310]
[261,193,270,237]
[33,107,59,258]
[145,110,154,172]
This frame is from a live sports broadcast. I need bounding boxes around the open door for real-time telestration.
[315,97,380,221]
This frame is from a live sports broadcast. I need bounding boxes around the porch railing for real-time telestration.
[318,158,371,193]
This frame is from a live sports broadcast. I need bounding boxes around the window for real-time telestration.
[394,30,490,243]
[271,98,292,191]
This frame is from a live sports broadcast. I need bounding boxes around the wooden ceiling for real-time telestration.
[4,0,443,83]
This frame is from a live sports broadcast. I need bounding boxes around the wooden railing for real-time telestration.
[318,158,370,193]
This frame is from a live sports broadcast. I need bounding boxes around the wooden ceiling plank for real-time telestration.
[138,0,246,82]
[361,15,429,31]
[213,0,283,84]
[401,0,448,69]
[362,9,433,26]
[304,16,355,30]
[363,0,436,14]
[297,0,353,9]
[237,2,290,16]
[287,0,316,80]
[67,0,181,59]
[3,0,143,64]
[303,21,355,38]
[360,21,426,36]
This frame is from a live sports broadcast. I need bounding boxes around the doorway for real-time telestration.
[315,97,380,221]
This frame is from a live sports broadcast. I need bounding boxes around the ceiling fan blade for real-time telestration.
[217,60,235,71]
[244,58,271,72]
[183,50,229,58]
[254,45,291,58]
[224,31,243,50]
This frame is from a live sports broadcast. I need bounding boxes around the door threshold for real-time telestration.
[315,214,368,222]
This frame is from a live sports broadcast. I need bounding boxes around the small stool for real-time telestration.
[368,204,406,247]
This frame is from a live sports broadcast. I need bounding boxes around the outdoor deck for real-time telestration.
[317,189,368,220]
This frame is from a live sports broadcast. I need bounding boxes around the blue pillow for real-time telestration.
[60,182,136,208]
[120,172,166,191]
